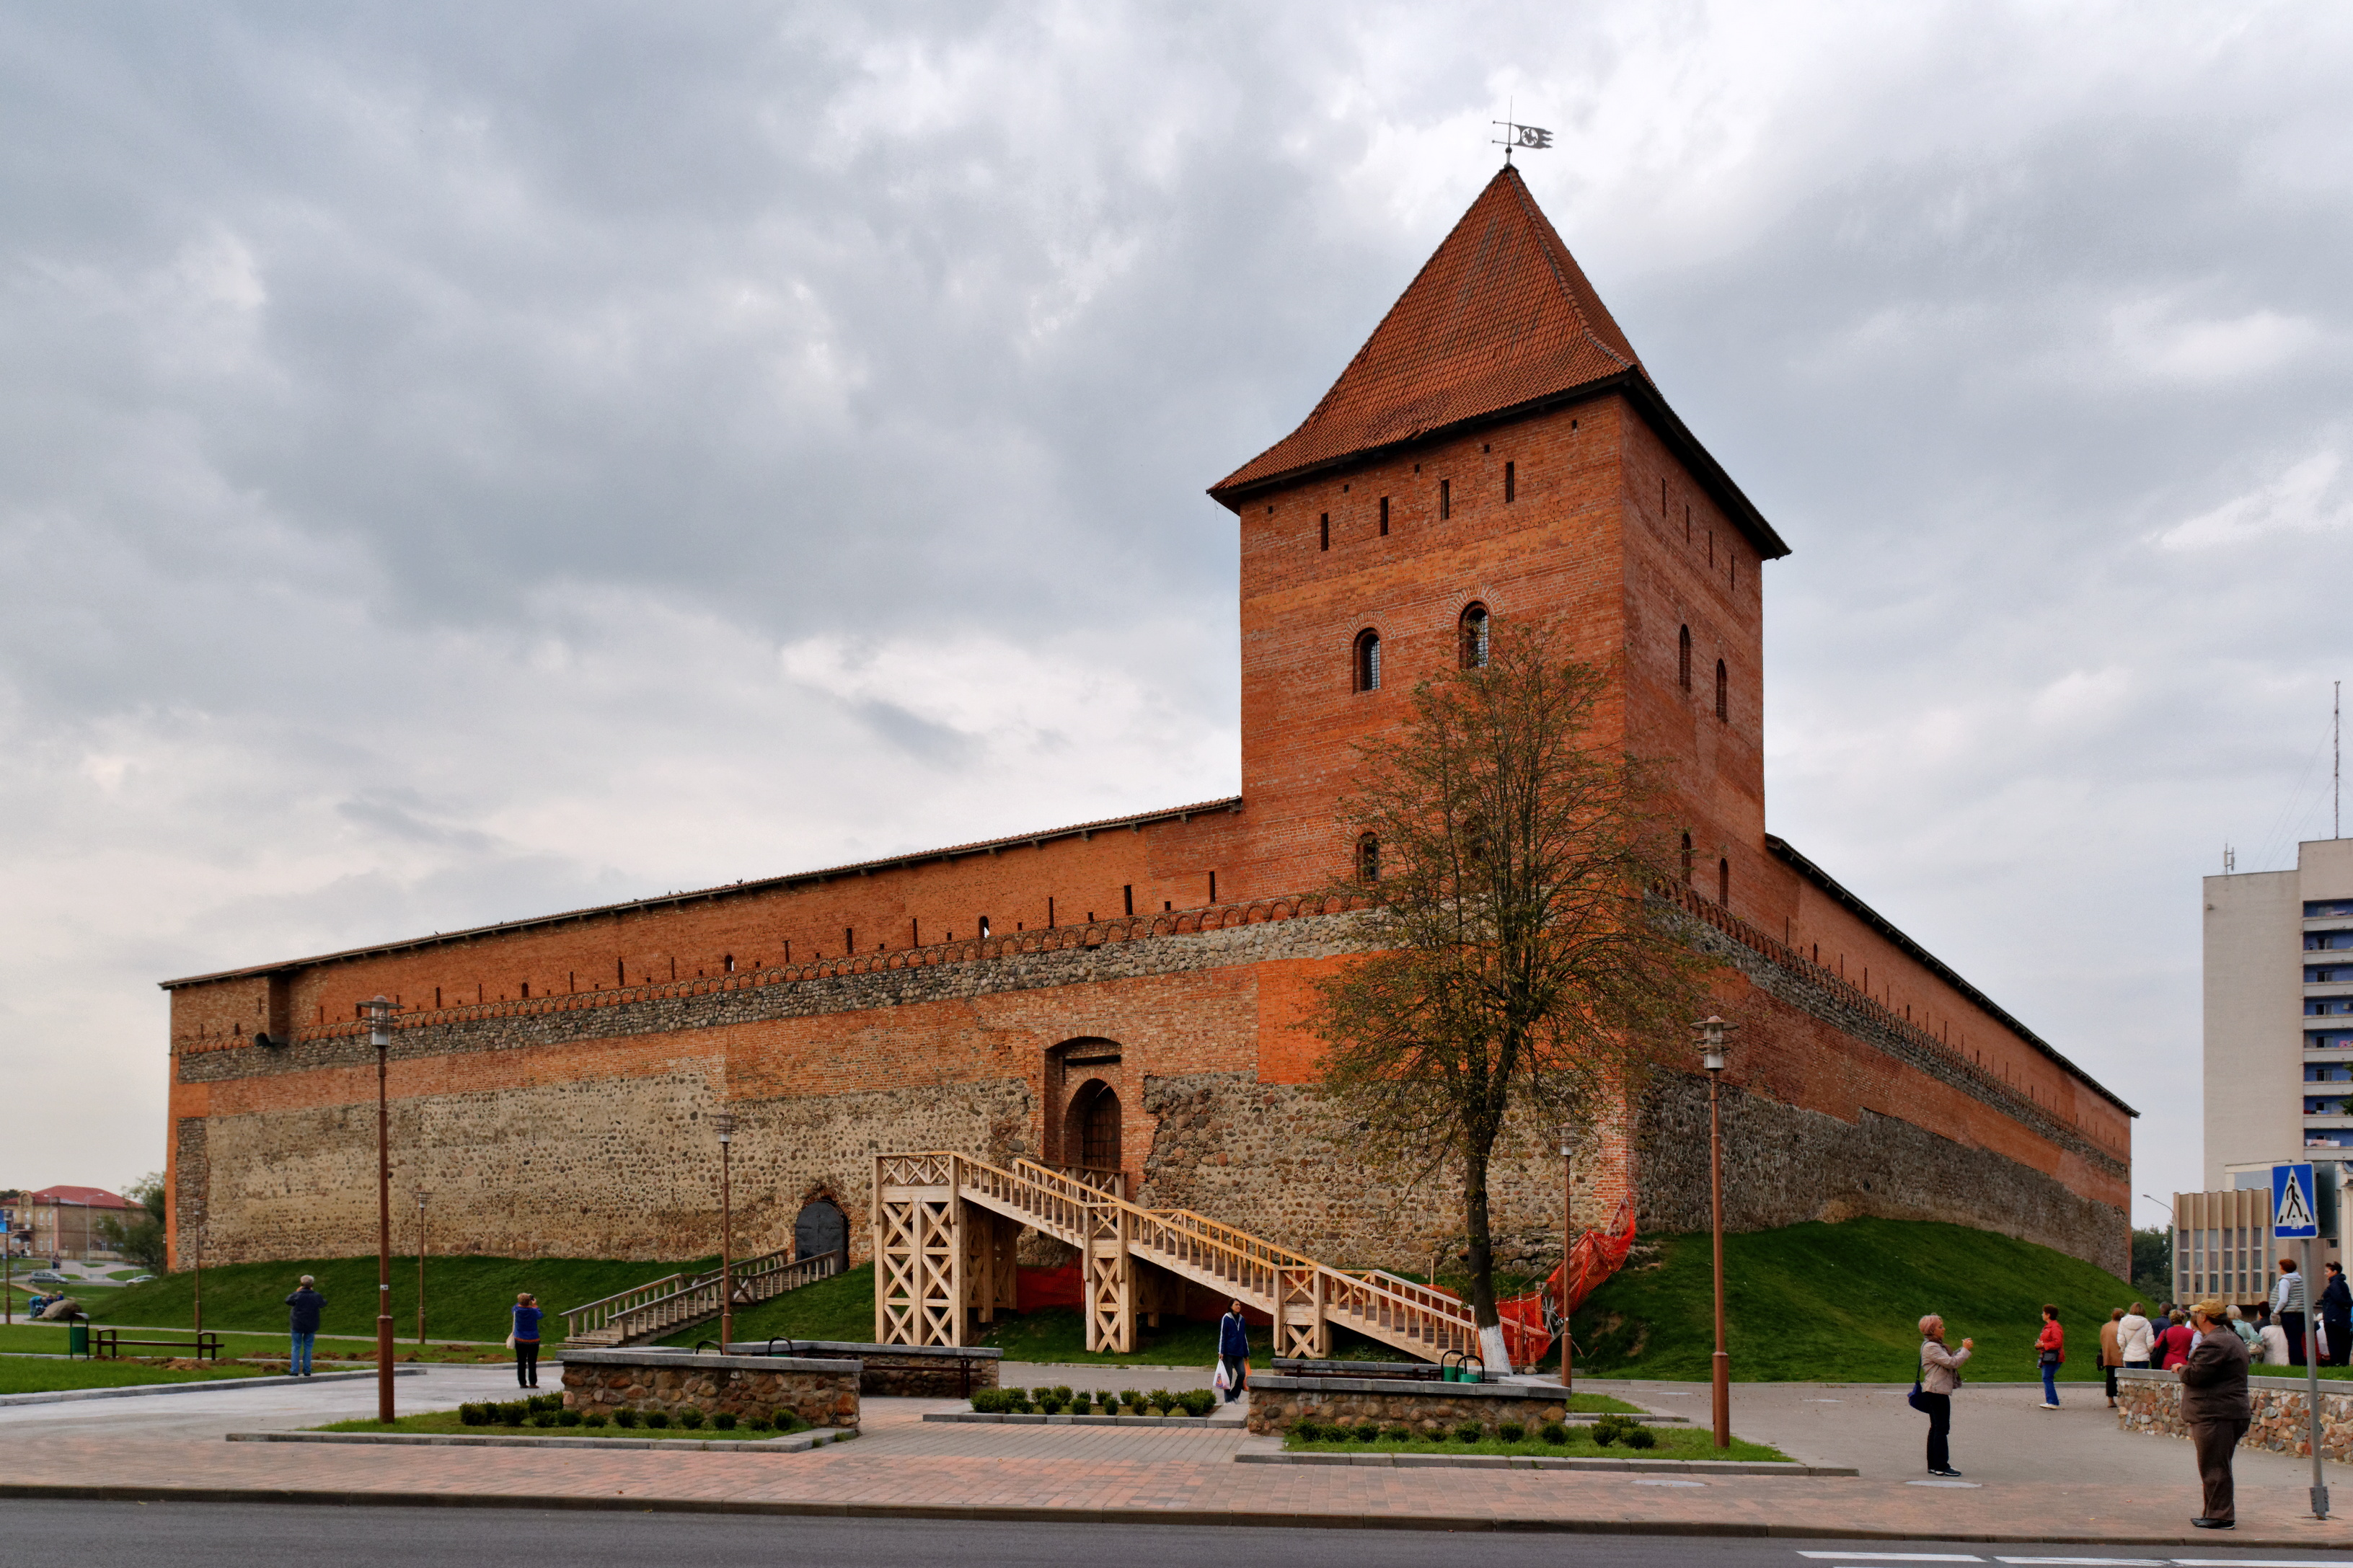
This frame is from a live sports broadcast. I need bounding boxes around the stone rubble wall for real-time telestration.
[559,1355,860,1428]
[1244,1377,1570,1435]
[2116,1369,2353,1461]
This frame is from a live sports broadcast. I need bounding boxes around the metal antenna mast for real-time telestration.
[2336,679,2342,840]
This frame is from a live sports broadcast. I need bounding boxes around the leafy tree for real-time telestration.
[2130,1225,2173,1305]
[95,1173,169,1272]
[1307,622,1702,1365]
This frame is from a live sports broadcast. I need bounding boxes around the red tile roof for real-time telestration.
[1212,165,1647,501]
[30,1186,133,1209]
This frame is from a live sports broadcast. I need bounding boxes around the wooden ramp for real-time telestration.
[562,1247,844,1348]
[873,1151,1480,1360]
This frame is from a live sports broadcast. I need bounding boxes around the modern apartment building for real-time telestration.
[2204,837,2353,1190]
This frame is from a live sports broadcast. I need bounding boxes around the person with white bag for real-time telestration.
[1217,1298,1250,1403]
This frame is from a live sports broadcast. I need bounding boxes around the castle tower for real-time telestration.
[1209,166,1789,912]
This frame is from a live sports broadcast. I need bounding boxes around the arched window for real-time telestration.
[1678,626,1692,691]
[1718,857,1731,906]
[1714,659,1728,721]
[1356,832,1379,883]
[1459,603,1491,669]
[1068,1080,1121,1171]
[794,1197,849,1263]
[1354,629,1382,692]
[1681,833,1693,884]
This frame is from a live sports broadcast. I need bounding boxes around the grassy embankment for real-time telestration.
[1567,1218,2154,1383]
[0,1358,270,1394]
[82,1254,709,1345]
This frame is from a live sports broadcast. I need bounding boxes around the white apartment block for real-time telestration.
[2204,837,2353,1190]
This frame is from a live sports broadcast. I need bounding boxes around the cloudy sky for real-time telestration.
[3,2,2348,1225]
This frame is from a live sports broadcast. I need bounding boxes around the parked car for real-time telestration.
[125,1275,155,1285]
[25,1270,67,1285]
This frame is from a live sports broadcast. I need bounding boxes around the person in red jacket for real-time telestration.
[2158,1308,2198,1370]
[2036,1303,2065,1409]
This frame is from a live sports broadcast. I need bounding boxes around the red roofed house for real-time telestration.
[156,167,2134,1337]
[24,1187,136,1262]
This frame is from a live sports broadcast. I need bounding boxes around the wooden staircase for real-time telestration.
[561,1247,845,1348]
[873,1151,1482,1360]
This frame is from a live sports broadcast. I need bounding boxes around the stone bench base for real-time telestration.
[2117,1366,2353,1462]
[1245,1376,1569,1437]
[559,1350,860,1429]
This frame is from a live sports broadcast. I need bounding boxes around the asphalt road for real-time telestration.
[0,1505,2342,1568]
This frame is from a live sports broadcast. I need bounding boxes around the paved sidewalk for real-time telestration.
[6,1378,2353,1545]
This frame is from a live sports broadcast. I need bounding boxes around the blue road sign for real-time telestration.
[2275,1162,2321,1239]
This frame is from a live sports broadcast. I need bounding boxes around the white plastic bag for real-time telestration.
[1212,1360,1232,1391]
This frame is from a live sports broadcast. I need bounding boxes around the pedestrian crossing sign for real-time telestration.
[2274,1162,2320,1239]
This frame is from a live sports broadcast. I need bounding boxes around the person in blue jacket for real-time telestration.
[1218,1298,1250,1403]
[512,1293,542,1388]
[284,1275,326,1378]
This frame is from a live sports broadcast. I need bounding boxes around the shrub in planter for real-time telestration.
[1118,1389,1142,1412]
[613,1409,640,1428]
[1038,1397,1064,1415]
[459,1404,490,1427]
[1452,1422,1483,1444]
[678,1407,705,1430]
[1292,1419,1324,1443]
[772,1409,808,1433]
[1178,1390,1217,1417]
[1622,1425,1657,1450]
[1051,1385,1073,1405]
[1147,1389,1174,1415]
[746,1415,772,1432]
[1497,1422,1525,1444]
[1031,1386,1056,1402]
[712,1412,737,1431]
[498,1402,527,1427]
[529,1394,562,1413]
[583,1412,609,1429]
[1539,1422,1568,1445]
[1351,1422,1379,1443]
[645,1411,671,1430]
[530,1412,557,1427]
[557,1408,582,1427]
[1382,1425,1416,1443]
[969,1388,1005,1414]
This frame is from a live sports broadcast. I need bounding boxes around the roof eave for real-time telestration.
[1208,371,1792,562]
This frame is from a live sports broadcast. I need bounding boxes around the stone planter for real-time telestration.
[1245,1375,1569,1436]
[2116,1366,2353,1461]
[558,1349,860,1429]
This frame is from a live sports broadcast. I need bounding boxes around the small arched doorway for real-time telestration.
[794,1197,847,1263]
[1066,1078,1121,1171]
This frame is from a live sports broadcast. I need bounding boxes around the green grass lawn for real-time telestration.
[0,1357,271,1394]
[86,1254,711,1344]
[1281,1425,1789,1462]
[312,1408,799,1440]
[661,1261,877,1347]
[0,1321,514,1364]
[1568,1218,2142,1383]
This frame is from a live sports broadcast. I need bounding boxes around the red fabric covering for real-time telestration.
[1493,1199,1638,1367]
[1017,1264,1082,1313]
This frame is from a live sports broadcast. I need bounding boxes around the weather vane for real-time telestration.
[1491,112,1552,165]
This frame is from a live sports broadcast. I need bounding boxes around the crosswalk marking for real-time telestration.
[1797,1554,1982,1560]
[1995,1558,2168,1564]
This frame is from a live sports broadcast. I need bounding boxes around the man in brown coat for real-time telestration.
[2179,1299,2253,1528]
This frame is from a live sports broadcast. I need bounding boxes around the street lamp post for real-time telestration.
[1558,1124,1579,1390]
[415,1190,428,1347]
[1695,1014,1739,1451]
[713,1112,736,1351]
[366,995,395,1424]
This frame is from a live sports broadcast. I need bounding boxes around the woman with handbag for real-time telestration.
[1917,1314,1973,1478]
[2036,1304,2065,1409]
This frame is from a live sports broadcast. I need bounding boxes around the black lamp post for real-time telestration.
[415,1190,428,1347]
[1558,1123,1579,1389]
[1695,1014,1737,1450]
[366,994,395,1423]
[713,1111,735,1350]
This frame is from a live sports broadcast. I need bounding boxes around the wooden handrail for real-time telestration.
[562,1247,842,1345]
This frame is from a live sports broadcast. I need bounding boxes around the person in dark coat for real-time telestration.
[2179,1299,2252,1530]
[284,1275,326,1378]
[511,1293,542,1388]
[1217,1298,1251,1403]
[2321,1262,2352,1368]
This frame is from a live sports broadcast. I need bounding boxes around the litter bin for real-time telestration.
[68,1321,89,1359]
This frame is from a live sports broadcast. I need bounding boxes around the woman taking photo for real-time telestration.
[1917,1314,1973,1479]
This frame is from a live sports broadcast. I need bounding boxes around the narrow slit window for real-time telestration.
[1718,858,1730,906]
[1680,833,1693,884]
[1356,832,1379,883]
[1459,603,1490,669]
[979,916,991,939]
[1504,461,1515,502]
[1123,885,1134,916]
[1320,513,1329,551]
[1378,496,1389,536]
[1354,629,1382,691]
[1439,479,1451,520]
[1678,625,1692,690]
[1715,659,1729,721]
